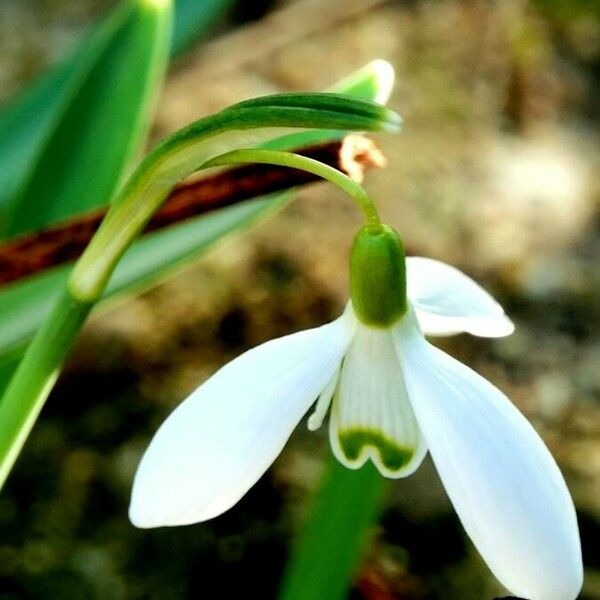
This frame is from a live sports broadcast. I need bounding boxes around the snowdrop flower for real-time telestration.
[130,225,582,600]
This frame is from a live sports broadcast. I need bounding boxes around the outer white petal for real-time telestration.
[329,324,427,478]
[130,313,354,528]
[406,257,514,337]
[394,310,582,600]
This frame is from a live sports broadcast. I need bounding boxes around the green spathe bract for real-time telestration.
[70,93,400,301]
[350,225,407,327]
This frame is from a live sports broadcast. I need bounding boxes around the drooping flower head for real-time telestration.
[130,223,582,600]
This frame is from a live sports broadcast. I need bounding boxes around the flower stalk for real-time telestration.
[203,148,382,228]
[0,291,93,485]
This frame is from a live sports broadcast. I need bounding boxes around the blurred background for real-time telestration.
[0,0,599,598]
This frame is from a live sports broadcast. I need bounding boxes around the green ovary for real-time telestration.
[339,428,414,471]
[349,225,407,327]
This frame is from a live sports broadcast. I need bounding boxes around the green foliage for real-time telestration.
[0,0,175,490]
[0,6,126,228]
[4,1,172,237]
[0,0,236,235]
[0,291,93,485]
[0,62,393,369]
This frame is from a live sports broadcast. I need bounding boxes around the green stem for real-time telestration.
[280,455,390,600]
[0,291,92,484]
[204,149,382,229]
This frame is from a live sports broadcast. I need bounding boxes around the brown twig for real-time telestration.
[0,135,385,286]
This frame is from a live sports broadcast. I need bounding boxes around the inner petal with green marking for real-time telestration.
[339,429,415,472]
[328,321,428,478]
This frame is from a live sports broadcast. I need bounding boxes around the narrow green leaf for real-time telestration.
[0,61,395,366]
[0,357,19,398]
[0,194,288,370]
[0,3,129,224]
[280,456,390,600]
[230,93,398,127]
[4,0,172,237]
[0,0,233,227]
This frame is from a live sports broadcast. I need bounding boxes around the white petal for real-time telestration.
[307,367,340,431]
[329,324,427,478]
[406,257,514,337]
[394,310,582,600]
[129,313,354,528]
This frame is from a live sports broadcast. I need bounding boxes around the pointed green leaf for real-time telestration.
[0,0,234,229]
[3,0,172,237]
[0,194,287,368]
[0,4,129,225]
